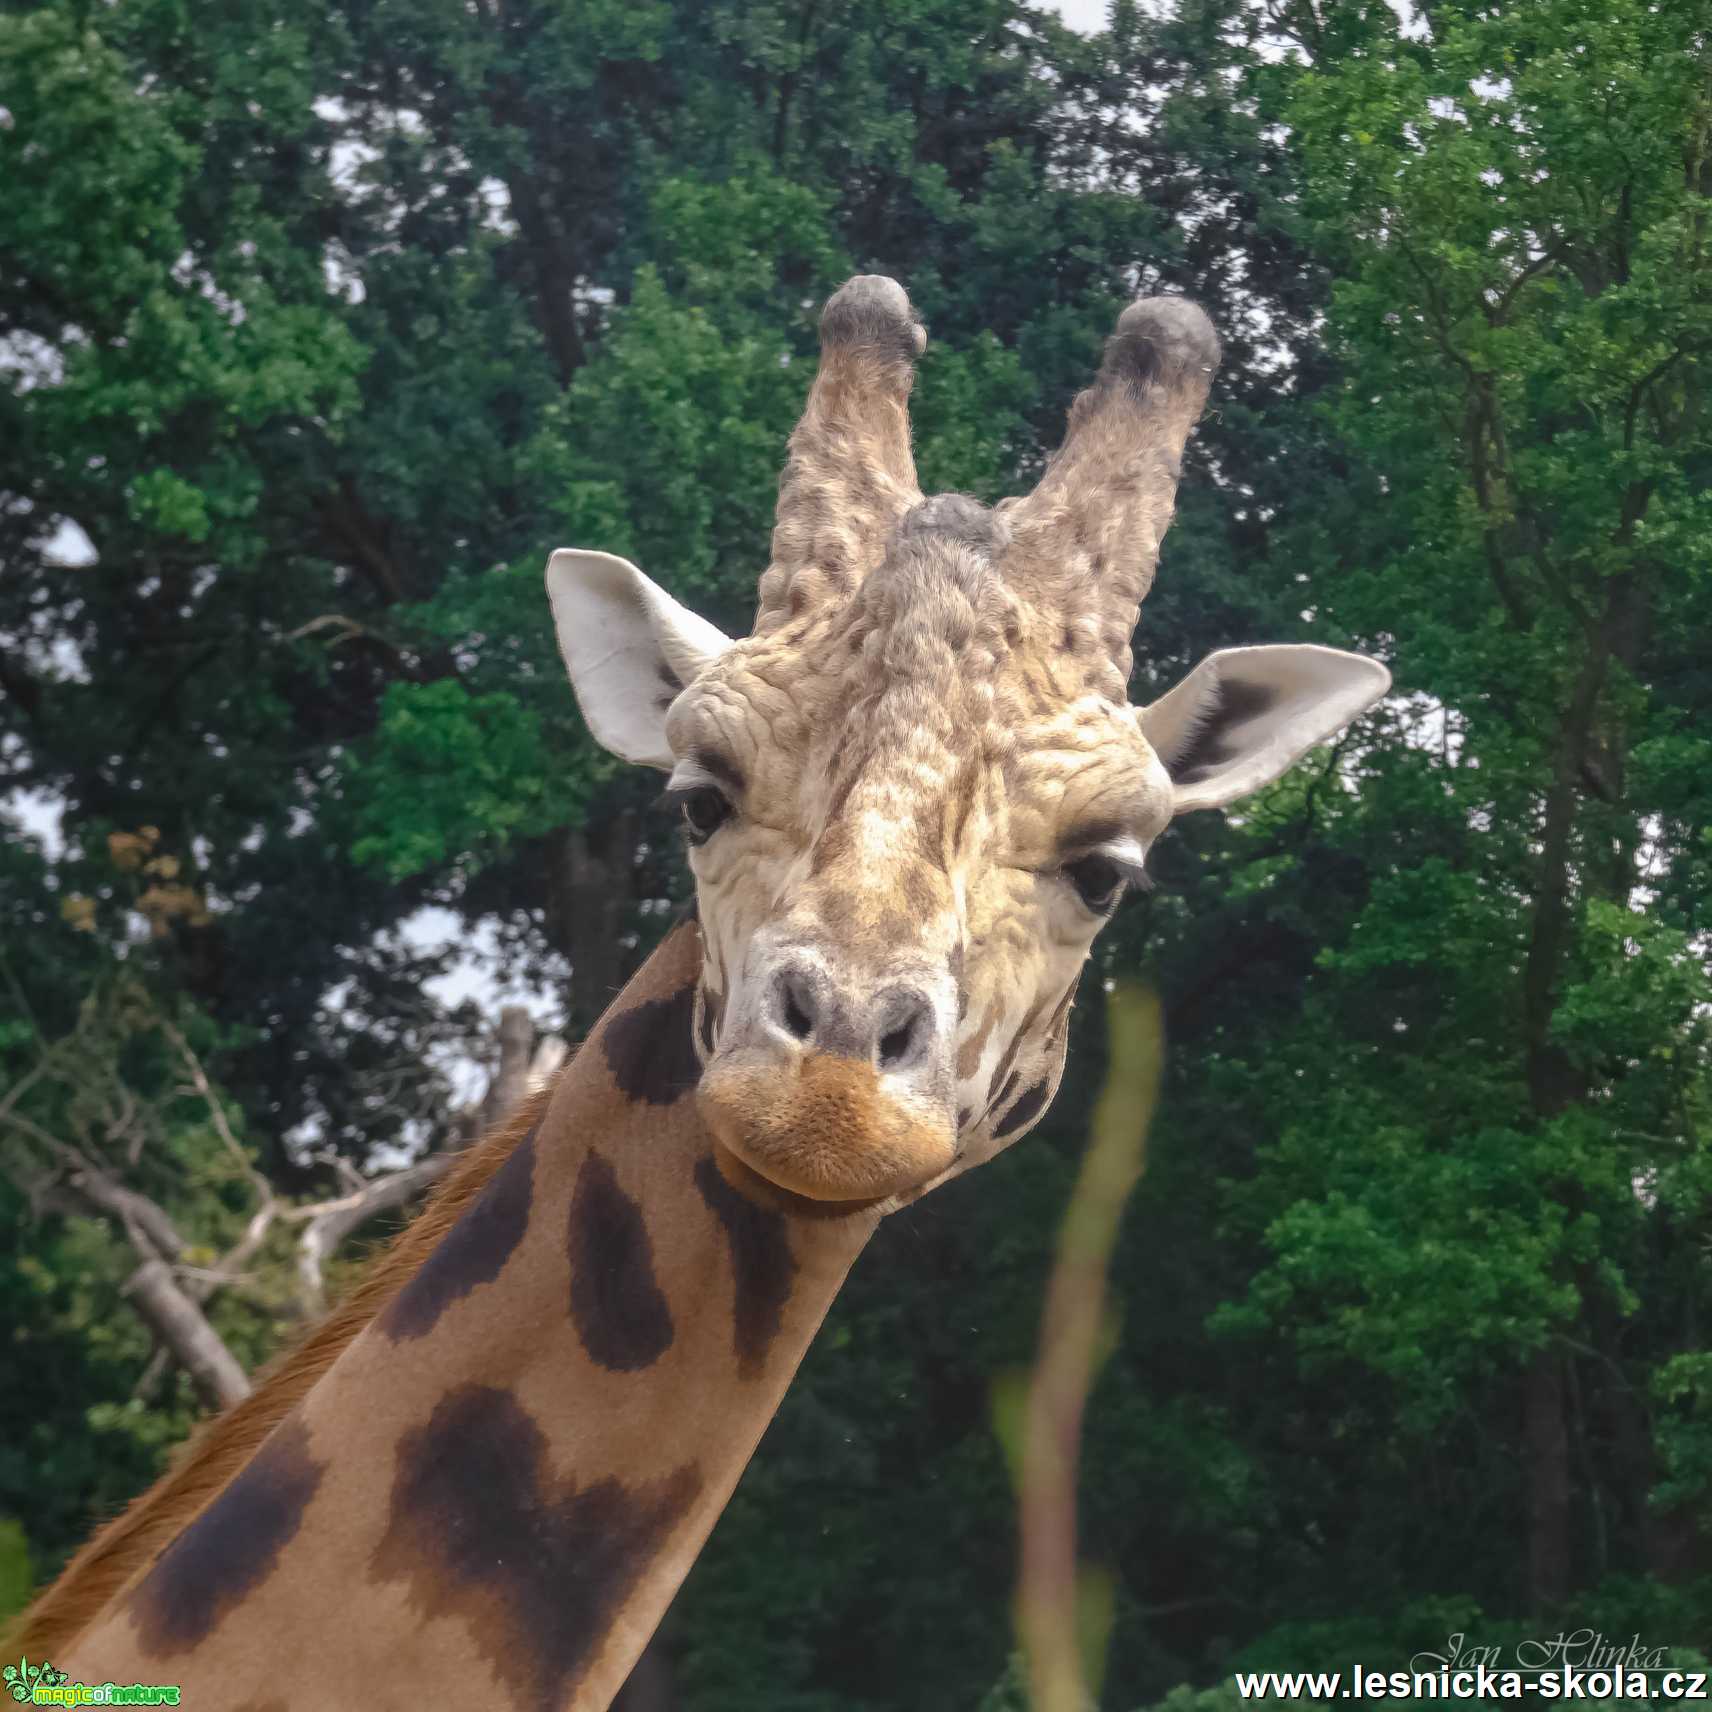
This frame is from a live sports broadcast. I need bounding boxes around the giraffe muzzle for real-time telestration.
[696,959,958,1201]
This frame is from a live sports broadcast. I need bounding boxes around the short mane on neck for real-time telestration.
[7,1085,554,1661]
[18,920,882,1712]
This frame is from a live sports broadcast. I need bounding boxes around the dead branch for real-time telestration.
[6,984,564,1407]
[292,1152,458,1318]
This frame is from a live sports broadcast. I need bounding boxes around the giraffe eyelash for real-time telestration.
[660,781,734,844]
[1062,850,1150,913]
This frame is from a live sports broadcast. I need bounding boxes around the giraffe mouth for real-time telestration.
[696,1050,958,1201]
[703,1140,891,1219]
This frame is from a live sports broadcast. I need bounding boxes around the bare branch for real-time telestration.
[292,1152,458,1317]
[310,1148,367,1194]
[1484,238,1568,326]
[122,1258,251,1410]
[15,1145,251,1411]
[162,1021,273,1200]
[57,1157,188,1264]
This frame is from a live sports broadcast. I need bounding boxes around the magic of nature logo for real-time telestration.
[4,1658,180,1706]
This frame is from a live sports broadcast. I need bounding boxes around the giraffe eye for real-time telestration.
[678,786,732,845]
[1062,854,1126,913]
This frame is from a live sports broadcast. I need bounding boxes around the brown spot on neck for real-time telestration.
[372,1384,699,1707]
[567,1152,675,1372]
[601,981,703,1105]
[380,1123,538,1341]
[127,1415,323,1658]
[692,1154,800,1380]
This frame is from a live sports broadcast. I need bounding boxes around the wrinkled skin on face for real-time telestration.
[669,503,1174,1206]
[550,278,1390,1208]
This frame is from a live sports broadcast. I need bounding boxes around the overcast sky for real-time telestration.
[1039,0,1110,30]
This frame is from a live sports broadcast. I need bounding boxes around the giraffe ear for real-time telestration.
[1138,644,1391,814]
[546,549,733,770]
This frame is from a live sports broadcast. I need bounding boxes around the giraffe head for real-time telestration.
[547,278,1387,1206]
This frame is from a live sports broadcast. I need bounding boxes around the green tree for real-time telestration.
[6,0,1708,1704]
[1131,0,1712,1658]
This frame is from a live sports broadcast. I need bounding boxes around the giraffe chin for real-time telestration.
[696,1052,957,1202]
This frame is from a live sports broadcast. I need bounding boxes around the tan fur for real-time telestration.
[4,1086,553,1660]
[50,923,884,1710]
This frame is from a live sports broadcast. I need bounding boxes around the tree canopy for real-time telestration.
[1,0,1708,1704]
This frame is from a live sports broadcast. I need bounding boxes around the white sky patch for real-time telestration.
[0,330,67,393]
[170,248,247,326]
[323,241,366,305]
[1393,690,1466,768]
[1387,0,1431,39]
[404,905,558,1016]
[478,176,514,235]
[1038,0,1111,30]
[401,905,566,1109]
[6,789,67,861]
[47,518,97,567]
[282,907,568,1162]
[30,635,88,684]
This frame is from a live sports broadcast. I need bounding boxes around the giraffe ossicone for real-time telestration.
[548,275,1389,1205]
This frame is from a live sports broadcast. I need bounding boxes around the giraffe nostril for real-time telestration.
[878,1023,913,1067]
[766,966,937,1071]
[875,995,932,1071]
[779,973,816,1042]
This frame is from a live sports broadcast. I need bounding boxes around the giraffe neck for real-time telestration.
[60,922,880,1711]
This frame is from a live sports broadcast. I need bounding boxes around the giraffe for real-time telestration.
[15,276,1389,1710]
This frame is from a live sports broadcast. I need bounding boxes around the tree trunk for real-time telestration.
[479,1004,536,1132]
[1514,570,1659,1605]
[1521,636,1608,1118]
[549,811,639,1033]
